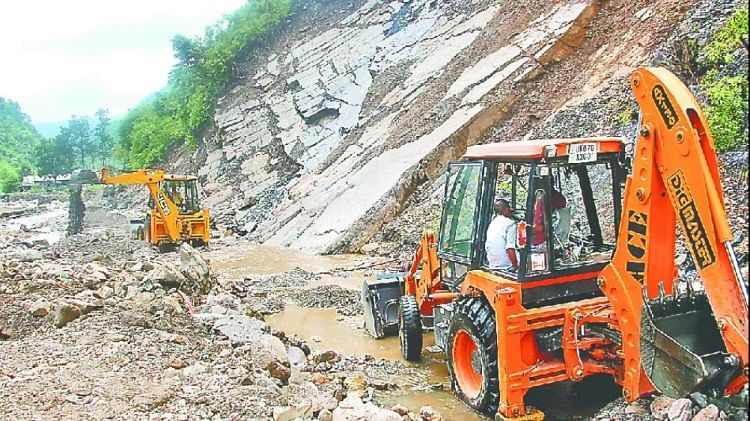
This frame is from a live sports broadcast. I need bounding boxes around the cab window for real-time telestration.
[440,163,482,260]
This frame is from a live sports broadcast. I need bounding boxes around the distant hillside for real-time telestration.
[33,120,67,139]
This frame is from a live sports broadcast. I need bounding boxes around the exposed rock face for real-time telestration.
[182,0,600,253]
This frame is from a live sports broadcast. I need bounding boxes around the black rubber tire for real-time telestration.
[399,295,423,361]
[447,296,499,417]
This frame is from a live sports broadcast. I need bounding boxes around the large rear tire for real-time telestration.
[447,296,499,417]
[399,295,423,361]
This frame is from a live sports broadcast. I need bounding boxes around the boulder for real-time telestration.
[54,304,81,328]
[144,262,186,289]
[668,398,694,421]
[312,350,341,365]
[652,396,677,421]
[213,315,266,345]
[391,404,409,416]
[287,346,307,367]
[12,249,43,262]
[272,404,313,421]
[30,300,52,317]
[266,360,292,382]
[66,299,104,315]
[179,243,210,286]
[318,409,333,421]
[332,394,401,421]
[246,334,288,368]
[692,404,721,421]
[344,374,367,394]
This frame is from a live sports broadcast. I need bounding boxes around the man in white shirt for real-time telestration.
[485,198,518,271]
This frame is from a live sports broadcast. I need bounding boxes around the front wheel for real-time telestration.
[399,295,423,361]
[447,296,499,417]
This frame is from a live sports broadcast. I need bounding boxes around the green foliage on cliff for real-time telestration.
[702,8,748,66]
[702,72,748,152]
[118,0,293,169]
[0,98,44,192]
[699,8,749,152]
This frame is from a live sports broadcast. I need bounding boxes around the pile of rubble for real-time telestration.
[594,392,750,421]
[1,201,442,420]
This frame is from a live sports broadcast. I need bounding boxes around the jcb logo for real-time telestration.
[626,210,647,283]
[157,192,171,216]
[652,85,679,129]
[667,170,715,269]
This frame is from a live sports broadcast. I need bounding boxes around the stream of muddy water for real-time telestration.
[208,242,622,420]
[3,207,67,245]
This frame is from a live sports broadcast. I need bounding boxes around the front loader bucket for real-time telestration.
[640,284,741,398]
[361,273,405,339]
[69,169,100,185]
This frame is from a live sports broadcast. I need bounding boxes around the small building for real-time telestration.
[20,173,72,191]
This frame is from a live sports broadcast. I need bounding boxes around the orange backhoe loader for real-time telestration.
[72,168,210,250]
[361,67,748,419]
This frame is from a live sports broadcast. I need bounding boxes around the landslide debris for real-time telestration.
[1,195,440,420]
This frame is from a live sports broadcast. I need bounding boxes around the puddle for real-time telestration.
[208,243,369,277]
[267,301,403,361]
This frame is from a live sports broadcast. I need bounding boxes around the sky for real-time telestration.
[0,0,247,124]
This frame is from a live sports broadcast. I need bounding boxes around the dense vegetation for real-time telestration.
[117,0,293,168]
[34,110,114,176]
[0,96,114,193]
[0,98,44,192]
[700,8,748,152]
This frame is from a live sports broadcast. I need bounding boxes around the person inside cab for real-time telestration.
[549,175,572,252]
[531,175,570,246]
[486,198,518,271]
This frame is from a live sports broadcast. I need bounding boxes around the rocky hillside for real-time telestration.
[165,0,747,254]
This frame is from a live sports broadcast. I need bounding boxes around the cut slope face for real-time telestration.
[184,0,599,253]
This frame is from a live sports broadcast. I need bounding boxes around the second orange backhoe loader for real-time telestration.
[362,67,748,419]
[72,168,211,251]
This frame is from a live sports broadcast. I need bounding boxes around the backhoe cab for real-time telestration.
[361,67,748,420]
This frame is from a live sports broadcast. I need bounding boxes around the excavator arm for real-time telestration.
[98,168,181,241]
[601,67,748,400]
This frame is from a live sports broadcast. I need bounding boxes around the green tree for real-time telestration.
[0,161,21,193]
[0,97,44,191]
[66,115,93,167]
[172,34,204,67]
[34,134,75,176]
[94,108,114,166]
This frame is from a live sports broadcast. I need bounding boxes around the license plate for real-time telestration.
[568,143,598,163]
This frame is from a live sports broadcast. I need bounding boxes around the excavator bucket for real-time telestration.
[69,169,101,185]
[361,273,405,338]
[640,283,741,398]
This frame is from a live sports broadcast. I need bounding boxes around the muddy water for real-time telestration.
[213,243,620,420]
[210,242,369,277]
[266,300,483,420]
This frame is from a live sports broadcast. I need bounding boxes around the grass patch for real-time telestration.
[702,8,748,66]
[701,71,748,152]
